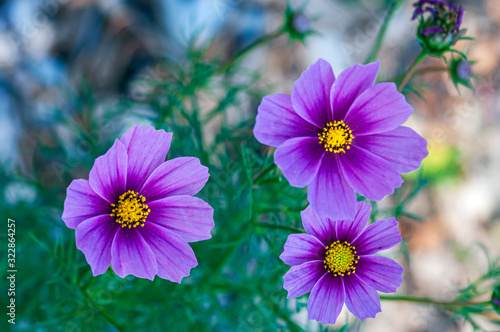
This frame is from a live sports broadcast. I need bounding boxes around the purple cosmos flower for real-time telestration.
[253,59,427,220]
[62,125,214,282]
[280,202,404,324]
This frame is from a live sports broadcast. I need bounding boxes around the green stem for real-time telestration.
[256,223,305,233]
[385,66,447,84]
[254,163,276,184]
[380,294,491,307]
[80,287,125,332]
[190,94,208,165]
[397,50,427,92]
[413,66,447,76]
[214,27,285,74]
[210,221,252,276]
[365,0,405,64]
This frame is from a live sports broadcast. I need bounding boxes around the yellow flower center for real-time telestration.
[318,121,354,153]
[110,190,150,228]
[324,240,359,276]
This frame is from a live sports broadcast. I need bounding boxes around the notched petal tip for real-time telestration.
[62,179,111,229]
[344,274,381,321]
[147,195,214,243]
[291,59,335,128]
[330,61,380,121]
[354,217,402,255]
[254,93,319,148]
[119,125,174,192]
[111,228,159,280]
[139,223,198,282]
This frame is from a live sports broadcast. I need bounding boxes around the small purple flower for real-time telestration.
[284,6,313,42]
[62,125,214,282]
[449,56,473,88]
[412,0,463,32]
[253,59,427,220]
[412,0,466,56]
[293,13,310,34]
[280,202,404,324]
[414,0,457,12]
[456,59,472,80]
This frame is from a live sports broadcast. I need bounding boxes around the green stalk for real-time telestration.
[256,223,305,233]
[380,294,491,307]
[214,27,285,75]
[397,50,427,91]
[254,163,276,184]
[384,66,447,83]
[365,0,405,64]
[80,287,125,332]
[190,94,208,165]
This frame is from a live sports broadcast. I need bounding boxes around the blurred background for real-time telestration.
[1,0,499,331]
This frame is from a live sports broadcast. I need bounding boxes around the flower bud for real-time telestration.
[412,0,466,56]
[449,56,474,88]
[283,6,313,43]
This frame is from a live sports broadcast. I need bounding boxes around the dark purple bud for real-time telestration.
[456,60,472,80]
[292,13,310,34]
[413,0,458,20]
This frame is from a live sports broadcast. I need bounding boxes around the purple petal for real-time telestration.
[111,227,158,280]
[307,153,357,220]
[353,217,402,255]
[307,273,345,325]
[344,274,381,320]
[139,222,198,283]
[283,260,326,298]
[330,62,379,121]
[345,82,413,136]
[140,157,209,201]
[424,6,437,16]
[254,94,319,147]
[356,256,403,293]
[456,6,465,30]
[339,145,403,201]
[62,179,111,229]
[274,137,325,187]
[279,234,325,266]
[336,201,371,243]
[147,195,214,243]
[412,7,423,20]
[300,205,336,245]
[421,26,443,36]
[75,215,118,276]
[354,126,428,174]
[119,125,173,192]
[291,59,335,128]
[446,1,458,11]
[89,139,128,203]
